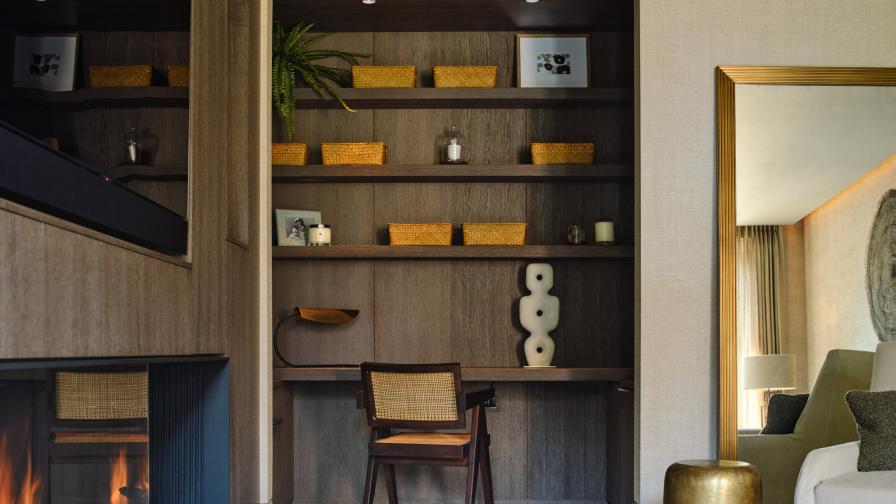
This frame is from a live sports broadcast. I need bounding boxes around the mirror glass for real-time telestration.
[735,84,896,432]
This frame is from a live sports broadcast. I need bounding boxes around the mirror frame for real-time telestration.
[715,66,896,460]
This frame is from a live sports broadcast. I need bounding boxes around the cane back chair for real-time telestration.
[360,362,496,504]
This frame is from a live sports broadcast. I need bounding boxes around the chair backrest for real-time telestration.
[360,362,465,430]
[794,349,874,448]
[871,341,896,392]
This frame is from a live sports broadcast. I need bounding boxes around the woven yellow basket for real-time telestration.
[272,143,309,165]
[531,143,595,165]
[168,64,189,87]
[352,66,416,88]
[389,223,453,246]
[88,65,153,88]
[433,66,497,88]
[55,371,148,420]
[463,223,527,245]
[322,142,387,165]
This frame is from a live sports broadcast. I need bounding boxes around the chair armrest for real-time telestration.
[739,433,807,504]
[464,387,495,410]
[794,441,859,504]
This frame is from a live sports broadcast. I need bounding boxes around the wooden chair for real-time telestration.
[360,362,496,504]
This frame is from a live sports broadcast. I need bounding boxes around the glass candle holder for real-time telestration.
[567,224,586,245]
[440,125,466,164]
[308,224,331,246]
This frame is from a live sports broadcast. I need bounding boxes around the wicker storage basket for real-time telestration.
[531,143,595,165]
[88,65,153,88]
[433,66,497,88]
[168,64,189,87]
[322,142,387,165]
[463,223,527,245]
[352,66,416,88]
[389,223,453,246]
[272,143,309,165]
[55,371,148,420]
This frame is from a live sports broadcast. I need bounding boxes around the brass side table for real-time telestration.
[664,460,761,504]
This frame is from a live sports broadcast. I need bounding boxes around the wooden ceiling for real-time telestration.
[274,0,633,32]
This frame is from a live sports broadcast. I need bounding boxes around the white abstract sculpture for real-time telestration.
[520,263,560,367]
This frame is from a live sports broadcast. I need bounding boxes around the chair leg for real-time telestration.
[465,405,483,504]
[363,456,379,504]
[479,420,495,504]
[383,463,399,504]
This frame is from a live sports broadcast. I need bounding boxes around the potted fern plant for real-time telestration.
[272,22,368,165]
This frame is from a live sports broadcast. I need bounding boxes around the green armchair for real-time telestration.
[738,349,874,504]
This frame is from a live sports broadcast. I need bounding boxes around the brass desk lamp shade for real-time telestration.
[273,307,359,367]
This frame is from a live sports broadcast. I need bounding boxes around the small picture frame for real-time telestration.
[13,33,79,92]
[275,209,322,246]
[516,34,590,88]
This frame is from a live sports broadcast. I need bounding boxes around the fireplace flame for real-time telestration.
[110,447,149,504]
[0,433,41,504]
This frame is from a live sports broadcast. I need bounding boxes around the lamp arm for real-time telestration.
[273,308,302,368]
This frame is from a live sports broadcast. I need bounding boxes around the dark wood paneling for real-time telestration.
[590,31,635,87]
[527,382,607,501]
[274,366,634,383]
[273,164,634,183]
[271,183,375,245]
[527,182,635,246]
[284,109,375,162]
[124,180,189,217]
[272,261,375,366]
[373,109,527,165]
[528,108,634,164]
[79,31,190,86]
[273,383,295,504]
[272,245,635,260]
[606,387,634,504]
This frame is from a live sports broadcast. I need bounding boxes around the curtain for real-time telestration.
[737,225,784,429]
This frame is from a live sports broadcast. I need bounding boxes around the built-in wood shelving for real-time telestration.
[108,164,188,183]
[272,164,632,182]
[13,87,189,108]
[273,244,633,260]
[293,87,632,109]
[274,366,633,383]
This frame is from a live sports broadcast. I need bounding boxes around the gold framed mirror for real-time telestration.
[716,66,896,463]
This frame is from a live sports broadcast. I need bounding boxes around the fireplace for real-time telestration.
[0,359,228,504]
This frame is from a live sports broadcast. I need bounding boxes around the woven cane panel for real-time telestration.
[370,371,458,422]
[56,371,148,420]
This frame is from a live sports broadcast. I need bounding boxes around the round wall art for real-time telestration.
[867,189,896,342]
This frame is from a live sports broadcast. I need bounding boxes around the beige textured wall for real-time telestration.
[802,157,896,388]
[637,1,896,502]
[781,223,809,394]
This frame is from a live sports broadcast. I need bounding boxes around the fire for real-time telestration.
[0,433,41,504]
[110,447,149,504]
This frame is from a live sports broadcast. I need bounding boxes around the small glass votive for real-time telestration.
[595,221,615,245]
[308,224,331,246]
[567,224,586,245]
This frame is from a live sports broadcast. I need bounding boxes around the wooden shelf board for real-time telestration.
[107,164,188,183]
[273,366,633,383]
[272,245,634,260]
[13,87,189,109]
[272,164,632,182]
[293,87,633,109]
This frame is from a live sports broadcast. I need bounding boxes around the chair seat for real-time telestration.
[371,432,471,459]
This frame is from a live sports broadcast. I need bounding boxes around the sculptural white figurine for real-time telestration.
[520,263,559,367]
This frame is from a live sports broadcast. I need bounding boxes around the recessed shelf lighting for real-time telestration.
[526,0,540,3]
[362,0,376,4]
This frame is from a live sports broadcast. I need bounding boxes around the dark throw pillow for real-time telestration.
[760,393,809,434]
[846,390,896,471]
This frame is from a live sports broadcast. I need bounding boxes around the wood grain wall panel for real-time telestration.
[527,182,634,246]
[78,31,190,84]
[227,6,251,246]
[373,182,526,244]
[273,383,295,504]
[299,32,374,72]
[272,261,375,366]
[0,206,194,358]
[527,108,634,164]
[373,109,527,165]
[282,109,375,162]
[124,180,189,217]
[272,183,375,245]
[372,32,516,87]
[527,383,607,501]
[589,30,635,87]
[550,261,634,368]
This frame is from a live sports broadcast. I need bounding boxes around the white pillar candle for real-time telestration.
[595,221,615,243]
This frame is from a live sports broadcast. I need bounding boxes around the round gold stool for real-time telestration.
[664,460,761,504]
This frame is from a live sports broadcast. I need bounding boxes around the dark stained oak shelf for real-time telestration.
[273,366,634,383]
[272,245,633,260]
[12,87,189,109]
[272,164,633,182]
[293,87,633,109]
[107,164,188,183]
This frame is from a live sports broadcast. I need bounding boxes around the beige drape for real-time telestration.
[737,225,784,429]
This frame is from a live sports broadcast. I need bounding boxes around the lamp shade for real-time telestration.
[743,354,796,390]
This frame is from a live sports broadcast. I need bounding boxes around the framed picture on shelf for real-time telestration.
[13,34,79,91]
[516,34,590,88]
[275,209,322,246]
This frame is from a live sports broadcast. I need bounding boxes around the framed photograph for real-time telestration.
[275,209,322,246]
[13,34,79,91]
[516,34,590,88]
